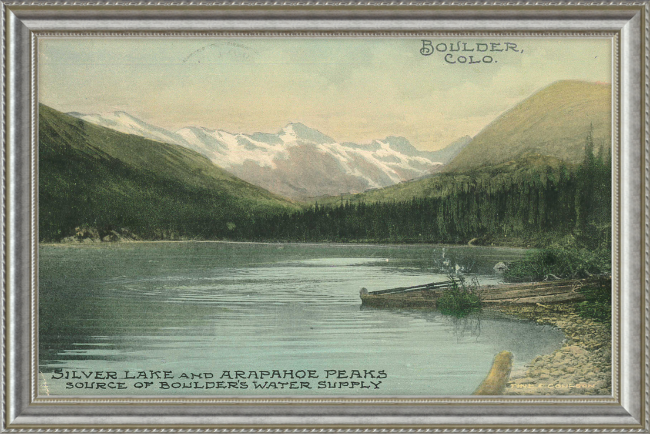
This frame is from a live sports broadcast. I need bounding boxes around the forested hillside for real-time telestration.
[243,136,610,248]
[39,104,298,242]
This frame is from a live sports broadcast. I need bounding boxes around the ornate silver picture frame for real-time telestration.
[3,1,648,431]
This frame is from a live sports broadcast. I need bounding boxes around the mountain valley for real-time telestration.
[71,112,468,200]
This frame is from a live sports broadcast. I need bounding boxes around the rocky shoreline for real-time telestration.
[494,303,611,395]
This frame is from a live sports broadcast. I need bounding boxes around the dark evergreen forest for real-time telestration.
[234,136,611,249]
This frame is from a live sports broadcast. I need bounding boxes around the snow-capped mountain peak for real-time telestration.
[279,122,336,146]
[382,136,421,156]
[68,110,465,200]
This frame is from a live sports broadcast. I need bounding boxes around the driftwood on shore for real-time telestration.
[360,277,596,309]
[473,351,513,395]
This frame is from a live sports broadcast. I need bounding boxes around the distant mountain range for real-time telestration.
[69,111,469,200]
[445,80,611,172]
[64,79,610,202]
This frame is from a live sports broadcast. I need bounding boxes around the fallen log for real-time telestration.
[360,277,598,309]
[366,279,456,295]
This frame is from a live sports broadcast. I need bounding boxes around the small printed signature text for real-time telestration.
[509,383,597,389]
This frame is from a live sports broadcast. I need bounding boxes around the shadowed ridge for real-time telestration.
[445,80,611,173]
[39,103,297,242]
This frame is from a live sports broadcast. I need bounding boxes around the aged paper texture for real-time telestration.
[38,37,612,397]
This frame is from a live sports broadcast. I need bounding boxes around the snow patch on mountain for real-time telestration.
[73,112,187,147]
[68,110,463,200]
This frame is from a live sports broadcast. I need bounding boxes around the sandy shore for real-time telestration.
[494,303,611,396]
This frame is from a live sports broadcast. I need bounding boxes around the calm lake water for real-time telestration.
[39,242,564,396]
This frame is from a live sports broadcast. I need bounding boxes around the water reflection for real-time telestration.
[446,314,482,343]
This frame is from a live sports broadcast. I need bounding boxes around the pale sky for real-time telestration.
[39,37,612,151]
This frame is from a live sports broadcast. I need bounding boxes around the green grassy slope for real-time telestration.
[39,104,298,241]
[445,80,611,172]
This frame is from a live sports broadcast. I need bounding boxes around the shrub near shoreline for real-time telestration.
[503,246,611,324]
[437,276,482,317]
[503,246,610,283]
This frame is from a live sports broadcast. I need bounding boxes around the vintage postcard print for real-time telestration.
[37,37,613,397]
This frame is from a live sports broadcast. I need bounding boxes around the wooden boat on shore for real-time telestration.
[359,277,600,309]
